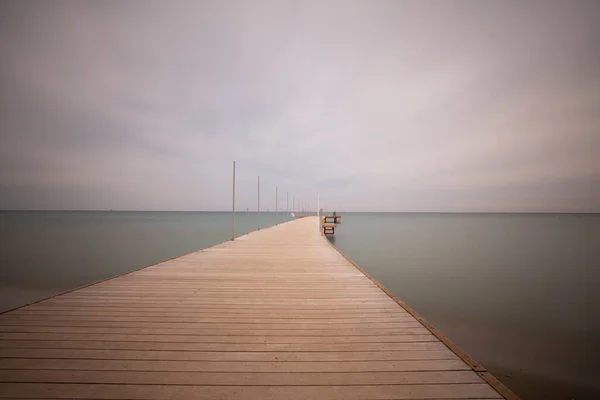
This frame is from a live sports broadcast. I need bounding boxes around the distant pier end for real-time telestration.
[322,214,342,235]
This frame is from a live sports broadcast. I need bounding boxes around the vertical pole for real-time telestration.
[232,161,236,240]
[318,189,320,234]
[286,192,289,217]
[276,186,278,224]
[258,176,260,230]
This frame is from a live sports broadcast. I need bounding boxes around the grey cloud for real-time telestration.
[1,0,599,211]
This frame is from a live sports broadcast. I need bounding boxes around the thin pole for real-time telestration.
[275,186,278,224]
[317,189,320,234]
[286,192,289,215]
[232,161,236,240]
[258,176,260,230]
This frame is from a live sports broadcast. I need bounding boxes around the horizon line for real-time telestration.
[1,209,598,214]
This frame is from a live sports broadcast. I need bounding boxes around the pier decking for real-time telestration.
[0,216,514,399]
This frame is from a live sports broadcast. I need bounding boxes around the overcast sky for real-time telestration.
[1,1,599,212]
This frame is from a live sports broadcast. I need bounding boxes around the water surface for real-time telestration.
[328,213,600,400]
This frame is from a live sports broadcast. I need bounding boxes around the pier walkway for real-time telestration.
[0,216,514,399]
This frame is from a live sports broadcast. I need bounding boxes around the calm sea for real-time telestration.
[329,213,600,400]
[0,211,598,399]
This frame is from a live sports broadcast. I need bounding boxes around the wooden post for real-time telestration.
[232,161,236,240]
[257,176,260,230]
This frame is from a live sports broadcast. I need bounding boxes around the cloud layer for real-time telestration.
[1,0,599,211]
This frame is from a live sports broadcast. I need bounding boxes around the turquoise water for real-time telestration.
[1,211,598,399]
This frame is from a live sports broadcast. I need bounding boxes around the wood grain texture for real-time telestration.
[0,383,502,399]
[0,216,507,399]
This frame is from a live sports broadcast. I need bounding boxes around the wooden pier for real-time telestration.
[0,216,515,399]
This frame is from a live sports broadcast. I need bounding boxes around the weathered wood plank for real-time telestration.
[0,340,445,352]
[0,370,485,385]
[0,358,472,373]
[0,383,503,399]
[3,313,414,322]
[0,334,440,346]
[0,320,424,330]
[0,348,457,361]
[0,325,432,336]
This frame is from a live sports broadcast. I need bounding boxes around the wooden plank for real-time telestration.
[23,306,404,314]
[58,290,391,297]
[4,312,414,322]
[0,348,458,361]
[0,320,424,330]
[0,316,417,325]
[0,383,503,399]
[0,334,440,345]
[0,338,441,352]
[21,303,403,311]
[40,299,400,306]
[0,358,471,372]
[0,341,446,354]
[24,298,399,305]
[79,286,381,290]
[59,287,389,293]
[0,325,431,336]
[0,370,485,385]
